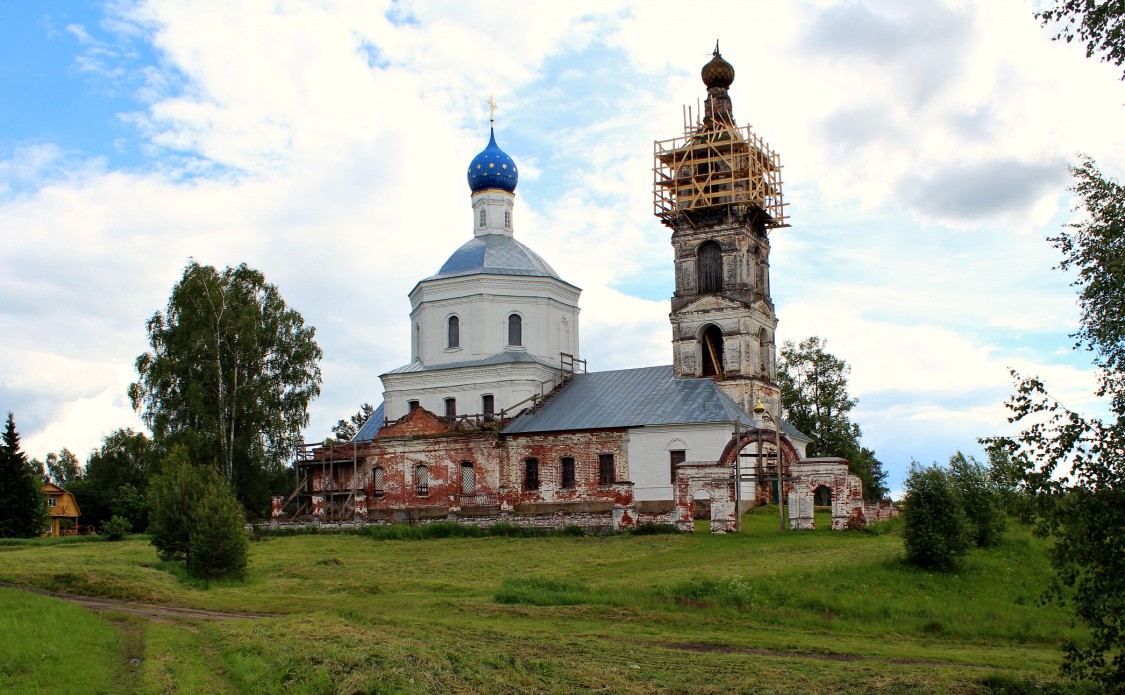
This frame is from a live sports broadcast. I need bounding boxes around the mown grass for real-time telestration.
[0,506,1088,693]
[0,587,126,695]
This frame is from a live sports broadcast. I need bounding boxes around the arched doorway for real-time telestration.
[814,485,832,507]
[700,324,724,378]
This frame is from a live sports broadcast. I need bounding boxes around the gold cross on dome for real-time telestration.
[487,95,497,125]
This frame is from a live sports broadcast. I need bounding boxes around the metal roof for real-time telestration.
[425,233,564,282]
[352,402,385,442]
[502,365,756,434]
[383,351,556,376]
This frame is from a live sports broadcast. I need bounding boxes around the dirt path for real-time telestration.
[0,582,268,623]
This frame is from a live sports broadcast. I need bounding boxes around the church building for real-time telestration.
[283,48,887,532]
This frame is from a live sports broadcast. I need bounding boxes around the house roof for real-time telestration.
[352,402,385,442]
[502,365,756,434]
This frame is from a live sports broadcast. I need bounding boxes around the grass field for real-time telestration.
[0,507,1087,694]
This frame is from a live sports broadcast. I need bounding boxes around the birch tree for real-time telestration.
[130,261,322,514]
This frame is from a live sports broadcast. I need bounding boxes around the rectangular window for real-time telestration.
[408,400,420,412]
[598,454,615,486]
[561,457,575,488]
[445,398,456,422]
[372,467,385,497]
[415,465,429,497]
[482,394,494,418]
[525,458,539,491]
[48,497,58,508]
[669,450,686,484]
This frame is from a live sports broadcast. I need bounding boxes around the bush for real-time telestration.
[903,462,971,571]
[147,446,247,581]
[186,479,249,581]
[948,452,1006,547]
[101,515,131,541]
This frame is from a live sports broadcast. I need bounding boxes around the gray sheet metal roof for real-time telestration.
[352,402,385,442]
[502,365,756,434]
[425,233,563,282]
[383,351,555,376]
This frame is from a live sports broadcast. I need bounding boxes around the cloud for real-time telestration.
[900,159,1067,221]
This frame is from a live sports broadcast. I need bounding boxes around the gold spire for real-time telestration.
[487,95,497,126]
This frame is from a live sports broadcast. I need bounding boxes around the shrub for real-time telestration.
[101,515,131,541]
[903,462,970,571]
[186,479,249,581]
[948,452,1006,547]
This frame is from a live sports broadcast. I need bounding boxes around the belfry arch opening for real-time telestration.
[700,324,724,378]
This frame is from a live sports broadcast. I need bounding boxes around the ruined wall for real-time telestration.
[502,430,633,515]
[785,457,864,530]
[672,462,737,533]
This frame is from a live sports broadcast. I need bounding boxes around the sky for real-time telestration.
[2,0,1123,496]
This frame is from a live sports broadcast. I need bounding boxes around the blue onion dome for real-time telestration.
[467,128,518,194]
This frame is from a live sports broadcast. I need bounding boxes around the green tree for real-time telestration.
[43,449,81,488]
[332,402,375,441]
[902,461,970,571]
[187,478,249,582]
[76,428,161,529]
[129,261,323,515]
[947,452,1006,548]
[111,483,148,533]
[984,158,1125,686]
[1038,0,1125,79]
[778,336,888,499]
[0,413,48,538]
[101,515,131,541]
[147,447,213,564]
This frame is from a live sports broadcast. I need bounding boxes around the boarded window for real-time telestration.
[669,450,686,484]
[461,462,475,495]
[447,316,459,348]
[482,394,494,417]
[561,456,576,488]
[525,458,539,490]
[598,454,615,485]
[508,314,522,346]
[697,240,723,293]
[445,398,456,422]
[414,465,429,496]
[372,466,385,497]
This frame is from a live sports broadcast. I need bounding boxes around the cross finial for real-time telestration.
[714,38,720,56]
[487,95,497,126]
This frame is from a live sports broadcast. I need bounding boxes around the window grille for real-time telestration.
[415,465,429,496]
[372,466,385,497]
[461,462,475,495]
[598,454,615,485]
[561,457,576,488]
[525,458,539,490]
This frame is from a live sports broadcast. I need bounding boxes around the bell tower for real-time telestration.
[653,44,787,413]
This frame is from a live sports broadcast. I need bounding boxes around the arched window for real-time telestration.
[697,240,723,294]
[460,462,475,496]
[508,314,522,346]
[479,208,486,228]
[372,466,385,497]
[447,315,460,349]
[758,327,769,376]
[700,324,724,378]
[414,465,429,496]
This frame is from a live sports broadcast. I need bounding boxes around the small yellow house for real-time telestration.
[41,482,81,537]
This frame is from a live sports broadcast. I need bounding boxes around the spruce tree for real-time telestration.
[0,413,47,538]
[187,479,249,581]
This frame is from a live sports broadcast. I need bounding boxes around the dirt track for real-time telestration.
[0,582,268,623]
